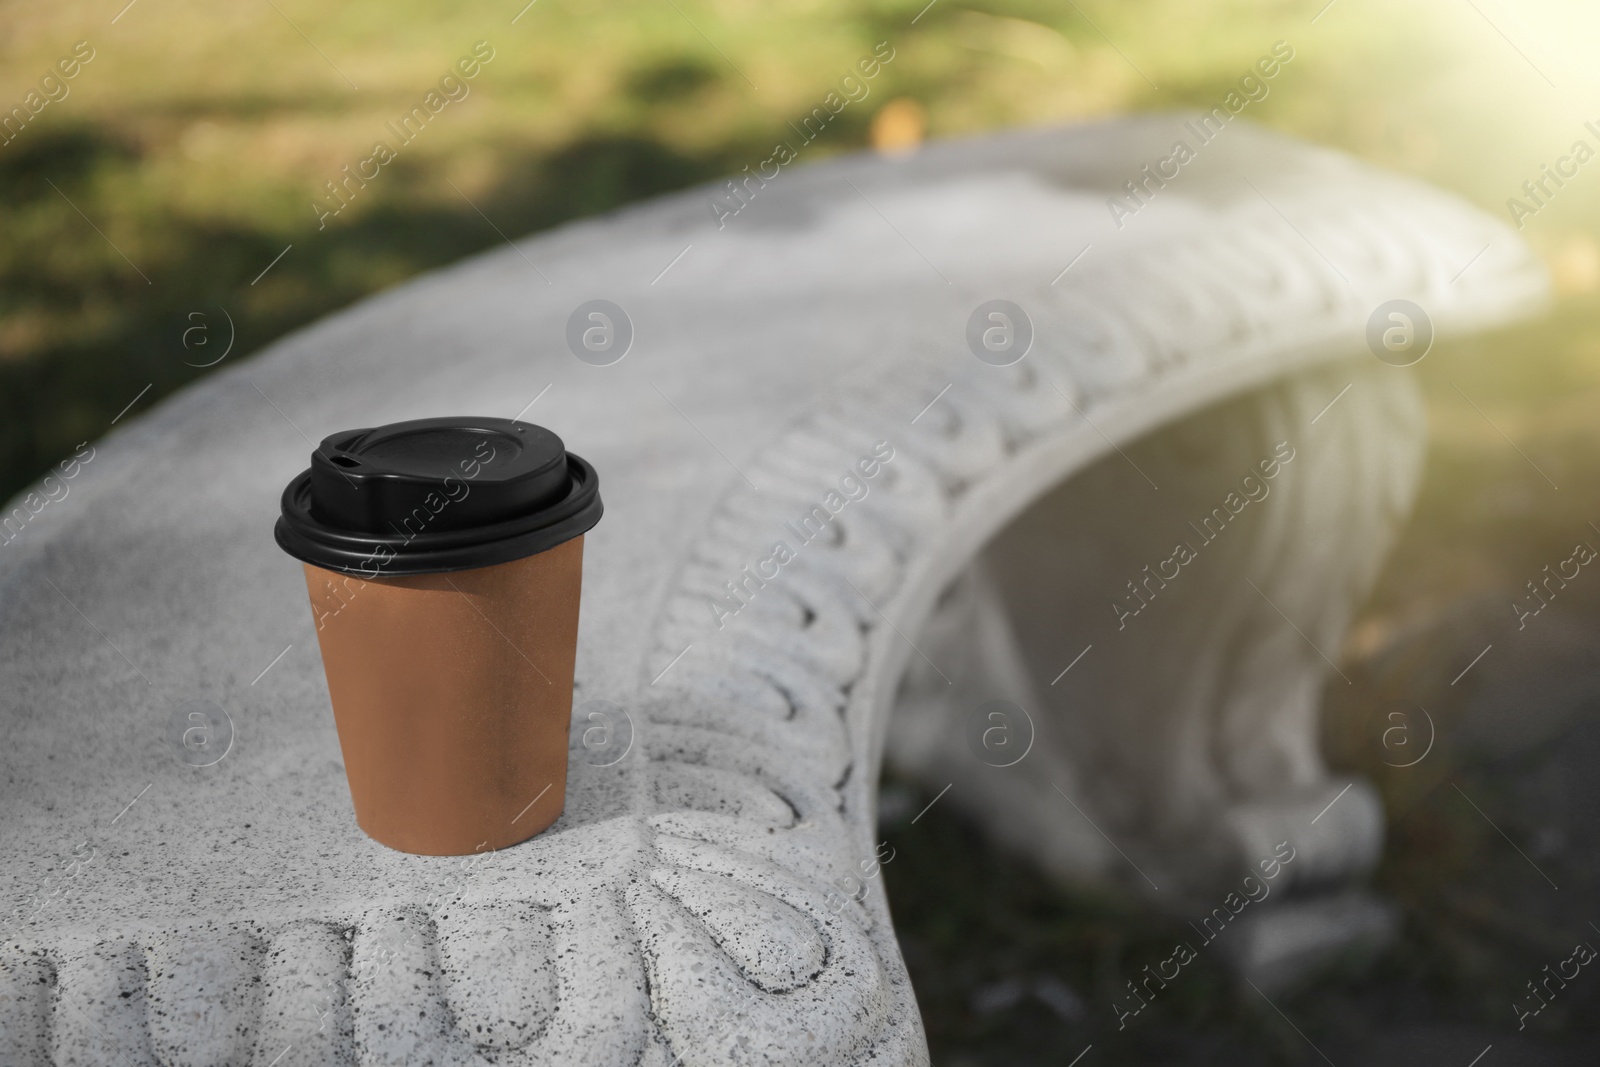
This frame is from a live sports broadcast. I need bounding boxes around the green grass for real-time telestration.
[4,0,1599,501]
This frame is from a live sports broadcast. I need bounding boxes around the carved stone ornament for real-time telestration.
[0,117,1546,1064]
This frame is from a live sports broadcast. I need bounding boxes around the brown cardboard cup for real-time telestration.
[304,537,582,854]
[275,417,602,855]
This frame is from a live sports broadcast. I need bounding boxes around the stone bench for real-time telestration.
[0,115,1545,1065]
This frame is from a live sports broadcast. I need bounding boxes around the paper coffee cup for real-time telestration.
[274,417,602,855]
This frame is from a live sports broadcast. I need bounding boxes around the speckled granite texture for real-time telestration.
[0,117,1545,1064]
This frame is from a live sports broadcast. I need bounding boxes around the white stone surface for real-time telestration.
[0,116,1546,1065]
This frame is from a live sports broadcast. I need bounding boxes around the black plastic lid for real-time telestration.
[274,417,602,576]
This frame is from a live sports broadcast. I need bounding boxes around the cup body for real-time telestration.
[302,535,584,855]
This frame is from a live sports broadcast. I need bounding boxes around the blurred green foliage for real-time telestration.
[3,0,1597,503]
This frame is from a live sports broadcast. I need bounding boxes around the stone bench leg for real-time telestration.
[888,360,1423,981]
